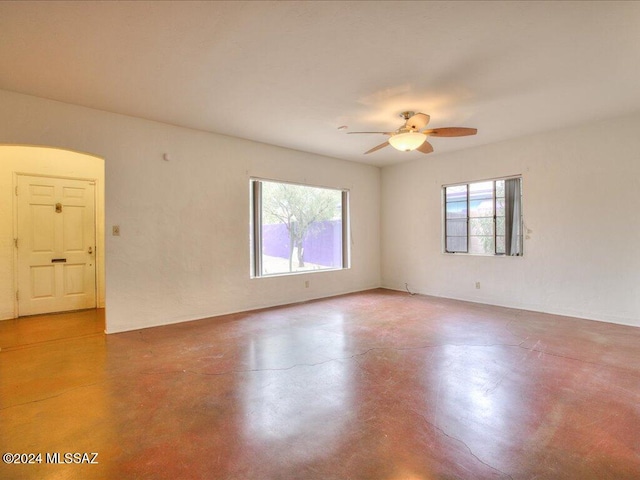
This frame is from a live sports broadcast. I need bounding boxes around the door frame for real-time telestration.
[12,172,103,317]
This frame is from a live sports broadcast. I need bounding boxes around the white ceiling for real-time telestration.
[1,1,639,167]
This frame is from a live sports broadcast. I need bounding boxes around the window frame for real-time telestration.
[443,175,523,256]
[250,178,350,278]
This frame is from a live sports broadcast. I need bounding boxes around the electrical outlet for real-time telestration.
[112,225,120,236]
[305,280,310,288]
[475,281,481,289]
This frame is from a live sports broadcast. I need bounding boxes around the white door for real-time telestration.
[17,175,96,316]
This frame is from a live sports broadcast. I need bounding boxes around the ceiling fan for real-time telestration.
[348,111,477,154]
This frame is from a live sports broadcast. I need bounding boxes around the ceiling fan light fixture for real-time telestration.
[388,131,427,152]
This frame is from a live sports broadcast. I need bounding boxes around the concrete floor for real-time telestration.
[1,289,639,479]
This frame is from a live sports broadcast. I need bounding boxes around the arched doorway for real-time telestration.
[0,145,105,320]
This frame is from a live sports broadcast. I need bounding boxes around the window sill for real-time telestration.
[442,252,523,257]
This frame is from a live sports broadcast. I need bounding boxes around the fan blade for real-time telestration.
[417,140,434,154]
[406,113,430,131]
[347,131,392,135]
[424,127,477,137]
[364,141,390,154]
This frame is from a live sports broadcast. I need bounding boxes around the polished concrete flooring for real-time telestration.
[1,289,639,479]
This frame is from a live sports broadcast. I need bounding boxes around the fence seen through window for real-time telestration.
[444,177,522,256]
[251,179,349,277]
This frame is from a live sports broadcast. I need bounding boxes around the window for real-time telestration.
[444,176,522,255]
[251,179,349,277]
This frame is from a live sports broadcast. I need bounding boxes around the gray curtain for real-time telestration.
[504,178,522,256]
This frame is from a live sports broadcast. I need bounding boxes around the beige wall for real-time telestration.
[0,145,105,320]
[381,112,640,327]
[0,89,381,333]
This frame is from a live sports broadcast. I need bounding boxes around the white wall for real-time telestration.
[382,112,640,327]
[0,89,381,333]
[0,146,106,320]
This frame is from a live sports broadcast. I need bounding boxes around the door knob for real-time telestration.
[88,246,93,254]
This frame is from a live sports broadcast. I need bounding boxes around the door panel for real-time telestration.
[17,175,96,316]
[63,264,86,295]
[63,205,86,251]
[31,204,55,252]
[31,265,56,298]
